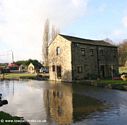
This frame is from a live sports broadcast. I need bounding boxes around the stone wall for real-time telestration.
[97,46,119,78]
[71,42,119,80]
[48,35,72,82]
[48,35,119,82]
[71,43,98,80]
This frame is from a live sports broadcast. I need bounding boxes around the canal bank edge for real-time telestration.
[1,73,127,91]
[73,80,127,91]
[0,111,30,125]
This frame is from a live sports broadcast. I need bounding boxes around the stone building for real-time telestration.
[48,34,119,82]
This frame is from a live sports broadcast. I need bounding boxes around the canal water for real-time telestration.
[0,80,127,125]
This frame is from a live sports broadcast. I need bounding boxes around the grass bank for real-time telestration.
[0,111,29,125]
[78,80,127,91]
[0,73,36,80]
[0,73,49,80]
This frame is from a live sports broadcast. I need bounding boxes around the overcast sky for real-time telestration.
[0,0,127,62]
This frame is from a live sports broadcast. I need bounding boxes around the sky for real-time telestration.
[0,0,127,62]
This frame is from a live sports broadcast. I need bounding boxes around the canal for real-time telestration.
[0,80,127,125]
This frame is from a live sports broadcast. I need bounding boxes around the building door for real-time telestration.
[100,65,105,78]
[57,66,62,79]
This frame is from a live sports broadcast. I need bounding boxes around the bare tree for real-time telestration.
[51,25,60,43]
[104,38,114,44]
[43,19,49,66]
[42,19,60,66]
[118,40,127,66]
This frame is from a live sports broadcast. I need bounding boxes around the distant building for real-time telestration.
[19,64,26,72]
[28,63,36,74]
[8,63,19,73]
[8,63,19,70]
[48,34,119,82]
[0,66,3,74]
[27,63,43,74]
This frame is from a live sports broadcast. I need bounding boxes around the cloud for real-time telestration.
[110,28,127,44]
[39,0,88,27]
[0,0,88,62]
[110,15,127,41]
[122,16,127,28]
[112,29,125,36]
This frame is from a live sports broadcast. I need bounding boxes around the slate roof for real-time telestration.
[8,63,19,68]
[59,34,117,47]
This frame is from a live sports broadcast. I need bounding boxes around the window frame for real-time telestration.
[52,65,55,72]
[77,66,83,73]
[81,48,86,56]
[56,47,61,55]
[100,49,104,56]
[113,49,117,58]
[90,49,94,56]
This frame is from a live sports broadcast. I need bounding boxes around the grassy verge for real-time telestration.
[0,73,49,80]
[0,73,36,80]
[80,80,127,91]
[0,111,29,125]
[97,80,127,84]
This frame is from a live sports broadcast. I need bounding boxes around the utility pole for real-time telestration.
[11,50,14,63]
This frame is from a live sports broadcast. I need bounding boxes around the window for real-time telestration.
[52,65,55,72]
[90,49,94,56]
[57,66,62,78]
[113,49,117,58]
[100,50,104,56]
[81,48,85,56]
[77,66,83,73]
[56,47,61,55]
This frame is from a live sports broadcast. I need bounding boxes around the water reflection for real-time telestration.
[1,80,127,125]
[44,84,73,124]
[43,83,104,125]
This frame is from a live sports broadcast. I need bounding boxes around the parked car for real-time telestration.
[0,68,10,74]
[40,67,49,73]
[4,68,10,73]
[121,73,127,81]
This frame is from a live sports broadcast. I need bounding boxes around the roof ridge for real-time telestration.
[59,34,116,47]
[59,34,103,42]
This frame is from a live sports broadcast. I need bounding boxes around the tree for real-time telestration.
[15,60,27,66]
[51,25,60,44]
[118,40,127,66]
[15,59,42,68]
[42,19,49,66]
[104,38,113,44]
[42,19,60,66]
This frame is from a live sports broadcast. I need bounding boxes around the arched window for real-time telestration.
[56,47,61,55]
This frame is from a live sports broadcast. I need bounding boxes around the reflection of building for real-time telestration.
[43,84,104,125]
[48,34,119,82]
[43,84,73,125]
